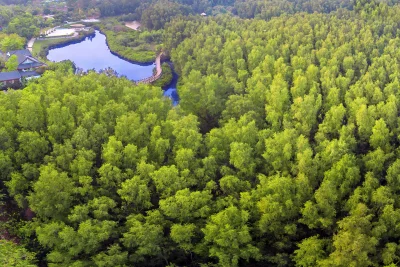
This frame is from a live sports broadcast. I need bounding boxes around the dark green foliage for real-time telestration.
[6,13,42,39]
[141,0,191,30]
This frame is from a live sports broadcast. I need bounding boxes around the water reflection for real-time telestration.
[47,30,179,103]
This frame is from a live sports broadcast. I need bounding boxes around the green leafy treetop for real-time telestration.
[5,54,18,71]
[0,240,37,267]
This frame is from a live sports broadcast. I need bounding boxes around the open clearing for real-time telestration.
[32,38,67,55]
[125,21,141,30]
[47,29,75,37]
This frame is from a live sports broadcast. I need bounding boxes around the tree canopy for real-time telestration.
[3,0,400,266]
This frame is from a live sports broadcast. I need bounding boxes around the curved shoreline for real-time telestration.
[135,52,163,84]
[40,30,95,58]
[94,27,156,64]
[44,30,153,67]
[46,29,165,84]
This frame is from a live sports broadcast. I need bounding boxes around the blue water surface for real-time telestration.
[162,69,179,106]
[47,30,179,104]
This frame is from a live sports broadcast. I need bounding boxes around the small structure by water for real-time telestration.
[82,19,100,23]
[70,24,85,28]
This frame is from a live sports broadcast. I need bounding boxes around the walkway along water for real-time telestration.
[136,52,163,84]
[46,30,178,102]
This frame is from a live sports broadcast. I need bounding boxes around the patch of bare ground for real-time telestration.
[125,21,141,30]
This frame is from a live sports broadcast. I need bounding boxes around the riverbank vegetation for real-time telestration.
[33,29,95,59]
[152,62,173,88]
[96,18,162,62]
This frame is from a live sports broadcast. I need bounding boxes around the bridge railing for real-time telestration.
[135,52,164,85]
[136,72,162,84]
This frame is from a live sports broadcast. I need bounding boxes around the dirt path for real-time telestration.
[26,38,36,52]
[155,53,162,76]
[125,21,141,31]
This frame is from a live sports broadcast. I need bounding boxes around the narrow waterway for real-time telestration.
[47,30,179,104]
[163,68,179,106]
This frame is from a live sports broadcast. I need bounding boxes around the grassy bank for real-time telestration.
[32,38,64,56]
[32,30,94,59]
[95,18,162,63]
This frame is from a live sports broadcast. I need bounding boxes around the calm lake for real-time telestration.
[47,30,179,104]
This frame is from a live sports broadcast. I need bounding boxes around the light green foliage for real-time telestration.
[0,33,25,51]
[92,244,128,267]
[370,118,391,151]
[27,164,74,220]
[118,175,152,212]
[102,136,124,167]
[6,13,41,39]
[229,142,256,175]
[255,174,300,236]
[320,203,378,267]
[159,188,212,222]
[0,240,37,267]
[5,54,18,71]
[46,102,75,144]
[2,2,400,267]
[122,214,164,262]
[202,206,260,266]
[301,155,360,229]
[219,175,250,197]
[151,165,193,198]
[16,94,45,132]
[263,128,298,175]
[170,223,197,251]
[294,236,328,267]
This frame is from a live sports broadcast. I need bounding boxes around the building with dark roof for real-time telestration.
[0,71,22,88]
[1,50,45,89]
[6,49,46,71]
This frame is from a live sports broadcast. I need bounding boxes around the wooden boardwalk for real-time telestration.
[136,53,163,85]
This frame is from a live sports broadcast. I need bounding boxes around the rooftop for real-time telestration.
[70,24,85,28]
[3,49,45,69]
[7,49,33,64]
[0,71,21,82]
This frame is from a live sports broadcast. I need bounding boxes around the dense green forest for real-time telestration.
[71,0,360,30]
[4,0,400,266]
[94,0,400,28]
